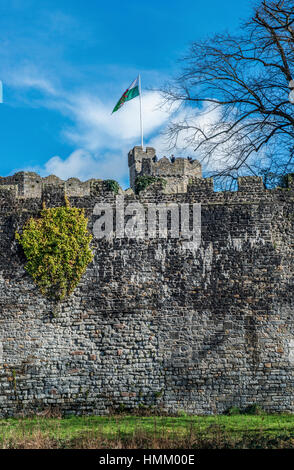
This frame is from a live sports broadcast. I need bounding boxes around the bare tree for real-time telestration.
[161,0,294,189]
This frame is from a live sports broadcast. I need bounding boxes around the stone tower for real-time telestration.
[128,146,202,193]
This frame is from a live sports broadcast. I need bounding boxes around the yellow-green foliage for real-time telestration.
[15,197,93,300]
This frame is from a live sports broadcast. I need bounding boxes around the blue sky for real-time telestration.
[0,0,254,187]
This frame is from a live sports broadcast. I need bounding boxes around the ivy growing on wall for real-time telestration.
[105,179,120,194]
[15,196,93,300]
[135,175,167,194]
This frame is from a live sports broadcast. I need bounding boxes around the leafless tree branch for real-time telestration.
[160,0,294,188]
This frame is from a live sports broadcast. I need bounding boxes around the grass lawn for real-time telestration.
[1,413,294,448]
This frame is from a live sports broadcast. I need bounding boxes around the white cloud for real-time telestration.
[29,148,129,183]
[21,87,230,184]
[57,89,171,152]
[5,67,173,184]
[148,104,220,156]
[19,84,177,185]
[7,66,242,184]
[5,64,58,95]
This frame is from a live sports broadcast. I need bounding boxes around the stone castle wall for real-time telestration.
[0,168,293,416]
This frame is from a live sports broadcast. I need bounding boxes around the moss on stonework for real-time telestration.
[15,196,93,300]
[135,175,167,194]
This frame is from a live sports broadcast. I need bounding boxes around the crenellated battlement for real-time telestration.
[0,167,293,203]
[0,172,103,199]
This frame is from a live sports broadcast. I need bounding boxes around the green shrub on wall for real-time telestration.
[15,196,93,300]
[105,179,120,194]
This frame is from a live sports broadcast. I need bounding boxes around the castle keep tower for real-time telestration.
[128,146,202,193]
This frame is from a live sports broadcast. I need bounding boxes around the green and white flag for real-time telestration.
[112,75,144,148]
[112,76,140,114]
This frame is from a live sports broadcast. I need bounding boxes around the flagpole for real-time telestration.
[138,74,144,149]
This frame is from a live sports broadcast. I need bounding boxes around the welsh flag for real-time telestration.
[112,76,139,113]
